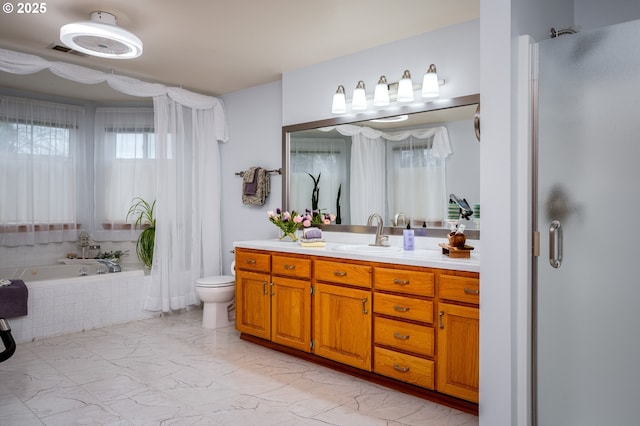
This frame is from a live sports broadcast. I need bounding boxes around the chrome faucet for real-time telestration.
[392,212,407,227]
[96,259,121,273]
[367,213,388,246]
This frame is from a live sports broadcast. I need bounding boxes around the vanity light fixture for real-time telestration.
[351,81,368,111]
[373,76,390,107]
[60,11,143,59]
[330,64,444,114]
[421,64,440,98]
[396,70,415,103]
[331,85,347,114]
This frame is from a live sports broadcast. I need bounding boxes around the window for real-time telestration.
[93,107,156,239]
[0,95,86,245]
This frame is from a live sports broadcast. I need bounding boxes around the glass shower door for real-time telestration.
[536,19,640,425]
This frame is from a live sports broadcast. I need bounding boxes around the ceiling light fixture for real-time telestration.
[60,11,143,59]
[331,64,444,114]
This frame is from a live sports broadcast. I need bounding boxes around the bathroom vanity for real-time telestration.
[234,239,479,414]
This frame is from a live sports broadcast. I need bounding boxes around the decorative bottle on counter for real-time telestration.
[403,224,414,250]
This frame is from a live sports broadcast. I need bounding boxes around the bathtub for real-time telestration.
[0,263,157,343]
[1,263,115,282]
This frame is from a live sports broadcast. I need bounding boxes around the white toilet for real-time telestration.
[195,270,235,329]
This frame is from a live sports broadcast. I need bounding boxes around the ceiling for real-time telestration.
[0,1,479,101]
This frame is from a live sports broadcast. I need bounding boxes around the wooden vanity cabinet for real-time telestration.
[313,259,372,371]
[373,266,436,389]
[436,273,480,403]
[235,249,312,352]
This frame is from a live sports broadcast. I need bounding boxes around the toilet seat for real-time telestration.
[196,275,235,288]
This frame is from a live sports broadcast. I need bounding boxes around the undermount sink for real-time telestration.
[332,244,402,254]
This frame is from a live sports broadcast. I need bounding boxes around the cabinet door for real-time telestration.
[271,276,311,352]
[436,302,479,403]
[313,283,372,371]
[235,270,271,340]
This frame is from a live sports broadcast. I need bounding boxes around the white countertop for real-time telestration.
[234,236,479,273]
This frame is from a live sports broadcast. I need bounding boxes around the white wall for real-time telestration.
[220,80,284,274]
[283,19,480,125]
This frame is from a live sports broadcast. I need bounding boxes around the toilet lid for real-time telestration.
[196,275,235,287]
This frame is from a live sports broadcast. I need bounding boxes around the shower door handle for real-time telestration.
[549,220,563,269]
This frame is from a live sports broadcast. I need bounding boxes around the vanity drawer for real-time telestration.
[374,316,434,357]
[374,293,433,324]
[439,274,480,305]
[235,250,271,273]
[315,259,372,288]
[374,267,434,297]
[272,255,311,279]
[374,346,434,389]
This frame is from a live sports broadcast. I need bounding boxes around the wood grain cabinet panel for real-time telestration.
[315,259,372,288]
[313,283,371,370]
[375,267,434,297]
[436,302,479,403]
[374,316,434,357]
[374,346,435,389]
[373,292,433,324]
[235,270,271,340]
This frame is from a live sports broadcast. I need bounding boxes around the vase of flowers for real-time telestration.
[268,209,305,242]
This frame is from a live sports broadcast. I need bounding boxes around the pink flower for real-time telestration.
[303,219,311,227]
[293,215,303,224]
[323,219,331,225]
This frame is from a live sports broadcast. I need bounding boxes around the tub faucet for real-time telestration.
[97,259,121,273]
[367,213,388,246]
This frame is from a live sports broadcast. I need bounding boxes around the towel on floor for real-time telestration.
[242,167,270,206]
[0,280,28,318]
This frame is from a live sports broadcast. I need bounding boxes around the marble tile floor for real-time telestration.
[0,310,479,426]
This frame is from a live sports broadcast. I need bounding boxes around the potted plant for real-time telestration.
[126,197,156,269]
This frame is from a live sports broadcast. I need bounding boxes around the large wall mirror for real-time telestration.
[282,94,480,238]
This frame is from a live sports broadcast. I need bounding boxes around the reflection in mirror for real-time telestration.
[283,94,480,238]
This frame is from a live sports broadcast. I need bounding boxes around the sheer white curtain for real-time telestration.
[385,126,451,226]
[350,133,386,224]
[143,95,224,312]
[0,95,88,246]
[93,107,155,241]
[289,136,348,219]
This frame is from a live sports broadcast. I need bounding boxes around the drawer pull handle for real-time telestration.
[393,278,410,286]
[284,264,296,270]
[334,271,347,277]
[393,331,410,340]
[393,305,410,313]
[464,288,479,295]
[245,259,257,265]
[439,310,445,329]
[362,298,369,315]
[262,281,269,295]
[393,363,410,373]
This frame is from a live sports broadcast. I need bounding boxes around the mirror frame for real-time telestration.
[282,93,480,239]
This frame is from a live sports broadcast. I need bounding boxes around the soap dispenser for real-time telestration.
[403,223,415,250]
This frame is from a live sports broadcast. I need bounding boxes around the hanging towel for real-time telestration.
[242,167,270,206]
[243,167,259,195]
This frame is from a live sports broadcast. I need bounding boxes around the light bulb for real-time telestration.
[351,80,367,111]
[373,76,390,107]
[331,85,346,114]
[397,70,414,103]
[421,64,440,98]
